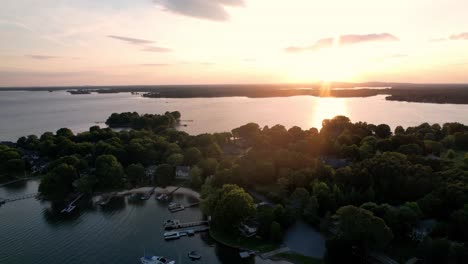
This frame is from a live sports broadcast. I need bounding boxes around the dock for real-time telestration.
[61,193,84,213]
[167,201,200,213]
[141,187,156,200]
[156,186,181,201]
[164,219,209,230]
[0,193,38,206]
[163,226,210,240]
[0,177,33,188]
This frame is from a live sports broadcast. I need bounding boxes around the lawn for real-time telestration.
[209,228,279,252]
[276,252,324,264]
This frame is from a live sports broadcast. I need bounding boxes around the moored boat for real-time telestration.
[140,255,175,264]
[187,251,201,260]
[164,231,180,240]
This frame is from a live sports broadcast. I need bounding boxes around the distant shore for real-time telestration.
[1,83,468,104]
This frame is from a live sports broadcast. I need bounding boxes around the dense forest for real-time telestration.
[1,111,468,263]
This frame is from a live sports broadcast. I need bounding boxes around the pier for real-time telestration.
[0,193,38,206]
[167,201,200,213]
[163,226,210,240]
[0,177,33,188]
[61,193,84,213]
[164,219,209,230]
[141,187,156,200]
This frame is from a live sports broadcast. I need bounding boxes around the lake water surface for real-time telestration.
[0,181,253,264]
[1,91,468,141]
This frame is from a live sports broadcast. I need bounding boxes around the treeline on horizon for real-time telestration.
[1,82,468,104]
[1,112,468,263]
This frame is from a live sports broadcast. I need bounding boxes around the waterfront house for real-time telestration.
[239,221,258,238]
[175,166,190,180]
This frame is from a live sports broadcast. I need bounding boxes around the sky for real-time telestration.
[1,0,468,86]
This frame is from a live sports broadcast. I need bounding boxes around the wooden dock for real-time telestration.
[164,220,209,230]
[61,193,84,213]
[0,193,38,206]
[141,187,156,200]
[0,177,33,188]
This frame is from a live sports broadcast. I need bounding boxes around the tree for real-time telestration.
[95,155,125,189]
[189,166,203,188]
[203,184,255,231]
[126,163,145,186]
[303,196,319,224]
[39,163,78,199]
[334,206,393,250]
[4,159,25,175]
[184,147,203,165]
[155,163,173,187]
[288,187,310,213]
[375,124,391,138]
[270,221,283,242]
[56,128,74,138]
[166,153,184,167]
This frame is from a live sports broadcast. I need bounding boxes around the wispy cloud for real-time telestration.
[142,46,172,52]
[108,35,172,52]
[139,63,171,66]
[26,54,60,60]
[285,33,399,53]
[152,0,244,21]
[449,32,468,40]
[108,35,154,45]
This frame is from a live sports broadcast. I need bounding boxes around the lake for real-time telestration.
[0,180,260,264]
[1,91,468,141]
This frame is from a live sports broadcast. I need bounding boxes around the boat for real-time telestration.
[156,193,170,201]
[187,251,201,260]
[163,219,180,229]
[140,255,175,264]
[164,231,180,240]
[168,202,184,212]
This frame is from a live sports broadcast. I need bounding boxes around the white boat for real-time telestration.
[140,255,175,264]
[163,219,180,229]
[168,203,184,212]
[187,251,201,260]
[164,231,180,240]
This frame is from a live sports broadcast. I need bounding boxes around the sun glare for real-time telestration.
[311,97,348,129]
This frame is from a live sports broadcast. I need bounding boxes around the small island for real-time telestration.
[2,112,468,264]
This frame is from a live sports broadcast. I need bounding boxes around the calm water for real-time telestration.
[1,91,468,141]
[0,181,250,264]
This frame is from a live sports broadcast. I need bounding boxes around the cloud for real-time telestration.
[142,46,172,52]
[108,35,154,45]
[285,38,333,52]
[108,35,172,52]
[153,0,244,21]
[139,63,171,66]
[26,55,60,60]
[285,33,399,53]
[449,32,468,40]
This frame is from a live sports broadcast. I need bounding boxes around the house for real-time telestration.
[239,220,258,238]
[145,165,158,178]
[175,166,191,180]
[410,219,437,242]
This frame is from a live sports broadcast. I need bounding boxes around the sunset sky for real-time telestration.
[1,0,468,86]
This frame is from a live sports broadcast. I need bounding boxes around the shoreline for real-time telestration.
[94,186,201,201]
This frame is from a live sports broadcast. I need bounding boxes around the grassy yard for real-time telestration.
[275,252,323,264]
[209,228,279,252]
